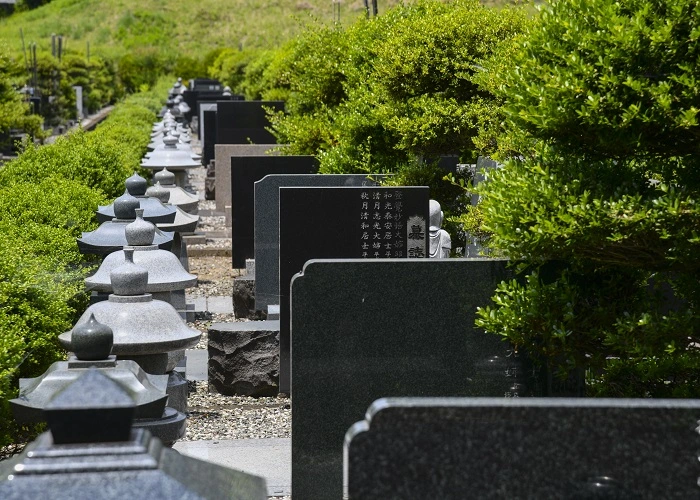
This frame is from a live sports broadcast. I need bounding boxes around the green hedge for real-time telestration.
[474,0,700,396]
[0,80,166,447]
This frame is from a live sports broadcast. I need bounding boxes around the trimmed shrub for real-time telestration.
[474,0,700,396]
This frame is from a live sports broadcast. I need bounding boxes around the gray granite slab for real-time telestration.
[254,174,382,311]
[345,397,700,499]
[290,258,541,500]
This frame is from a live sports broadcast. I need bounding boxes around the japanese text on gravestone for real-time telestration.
[360,189,425,258]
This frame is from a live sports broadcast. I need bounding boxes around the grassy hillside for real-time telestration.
[0,0,406,60]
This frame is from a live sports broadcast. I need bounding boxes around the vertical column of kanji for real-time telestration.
[371,190,382,258]
[393,190,405,257]
[381,190,394,257]
[360,190,370,258]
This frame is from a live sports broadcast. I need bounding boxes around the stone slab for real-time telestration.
[184,349,208,381]
[279,186,429,394]
[344,397,700,499]
[216,100,283,145]
[199,104,217,167]
[253,174,383,311]
[214,144,284,214]
[188,296,234,314]
[289,258,541,500]
[174,438,291,497]
[231,156,318,268]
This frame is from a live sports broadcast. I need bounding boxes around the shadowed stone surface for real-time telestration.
[254,174,384,311]
[290,259,540,500]
[232,275,265,320]
[344,397,700,499]
[208,321,279,396]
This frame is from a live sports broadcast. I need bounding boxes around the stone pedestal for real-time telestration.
[232,274,266,320]
[208,321,279,397]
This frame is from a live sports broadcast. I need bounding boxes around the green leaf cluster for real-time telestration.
[241,0,528,174]
[475,0,700,396]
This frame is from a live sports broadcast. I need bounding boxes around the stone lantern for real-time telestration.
[0,370,267,499]
[147,181,199,275]
[86,209,197,319]
[141,135,200,188]
[9,314,183,444]
[78,191,174,256]
[59,249,200,421]
[96,172,177,224]
[153,167,199,214]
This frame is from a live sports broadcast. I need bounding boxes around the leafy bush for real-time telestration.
[0,81,165,446]
[474,0,700,396]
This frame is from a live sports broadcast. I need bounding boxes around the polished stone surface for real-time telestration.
[279,186,429,394]
[289,259,538,500]
[344,397,700,499]
[231,156,318,268]
[254,174,383,311]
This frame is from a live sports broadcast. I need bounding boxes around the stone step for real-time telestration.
[173,438,291,497]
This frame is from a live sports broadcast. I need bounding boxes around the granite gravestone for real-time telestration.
[216,100,284,145]
[344,397,700,499]
[231,156,319,268]
[279,186,430,395]
[254,174,384,312]
[215,144,285,215]
[289,258,538,500]
[200,103,218,166]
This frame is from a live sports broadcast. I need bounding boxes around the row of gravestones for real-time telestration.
[209,98,700,499]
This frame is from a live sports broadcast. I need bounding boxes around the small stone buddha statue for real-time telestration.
[428,199,451,258]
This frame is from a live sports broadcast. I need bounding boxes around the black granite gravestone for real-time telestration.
[345,397,700,499]
[216,100,284,145]
[231,156,319,268]
[289,258,538,500]
[279,186,430,396]
[200,104,218,166]
[254,174,384,312]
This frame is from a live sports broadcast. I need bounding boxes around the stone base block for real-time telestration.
[208,321,279,397]
[233,275,267,320]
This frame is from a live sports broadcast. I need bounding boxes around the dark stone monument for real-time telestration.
[289,258,537,499]
[231,156,319,268]
[345,397,700,499]
[254,173,384,312]
[200,103,218,167]
[216,100,284,145]
[0,369,268,499]
[280,186,430,395]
